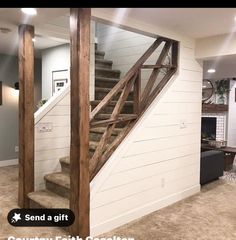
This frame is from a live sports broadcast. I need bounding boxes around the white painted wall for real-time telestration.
[42,44,70,100]
[90,14,203,236]
[227,80,236,147]
[96,23,167,91]
[34,85,70,190]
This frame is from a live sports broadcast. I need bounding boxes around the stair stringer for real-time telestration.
[90,71,201,236]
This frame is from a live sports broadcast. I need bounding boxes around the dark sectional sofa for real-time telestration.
[200,150,224,185]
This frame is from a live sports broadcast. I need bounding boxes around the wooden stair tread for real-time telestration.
[90,127,122,135]
[95,59,113,65]
[28,190,69,208]
[95,50,105,56]
[44,172,70,189]
[95,76,120,83]
[90,100,133,106]
[95,87,134,93]
[90,141,99,150]
[96,113,137,119]
[95,67,121,74]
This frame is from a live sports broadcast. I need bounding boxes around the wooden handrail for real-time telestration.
[90,37,164,121]
[89,37,179,181]
[90,115,137,127]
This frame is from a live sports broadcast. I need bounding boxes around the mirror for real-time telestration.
[202,79,214,103]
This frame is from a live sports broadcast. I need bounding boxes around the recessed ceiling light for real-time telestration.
[21,8,37,16]
[32,38,36,42]
[207,69,216,73]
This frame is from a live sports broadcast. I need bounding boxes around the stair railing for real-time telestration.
[89,37,179,180]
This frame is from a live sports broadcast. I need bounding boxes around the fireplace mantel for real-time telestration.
[202,103,228,113]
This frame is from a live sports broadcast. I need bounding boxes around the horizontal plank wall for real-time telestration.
[34,87,70,190]
[34,21,95,190]
[90,20,202,235]
[96,23,165,91]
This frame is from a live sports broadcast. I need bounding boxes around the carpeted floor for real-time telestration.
[0,165,67,239]
[100,179,236,240]
[1,165,236,239]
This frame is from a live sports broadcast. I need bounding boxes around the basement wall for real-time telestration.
[90,10,203,236]
[0,54,41,164]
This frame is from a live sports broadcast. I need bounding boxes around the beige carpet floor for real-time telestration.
[0,165,67,239]
[1,165,236,239]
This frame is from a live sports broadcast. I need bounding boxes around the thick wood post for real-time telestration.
[18,24,35,208]
[69,8,91,238]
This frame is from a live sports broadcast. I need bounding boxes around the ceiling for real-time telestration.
[0,8,70,56]
[1,8,236,56]
[105,8,236,39]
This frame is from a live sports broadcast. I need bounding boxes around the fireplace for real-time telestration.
[201,117,216,140]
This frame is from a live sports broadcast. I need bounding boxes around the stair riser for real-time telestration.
[95,61,112,69]
[95,54,104,60]
[60,151,94,174]
[61,162,70,174]
[91,104,133,114]
[95,91,134,101]
[29,199,44,208]
[45,181,69,199]
[95,69,120,78]
[95,79,118,88]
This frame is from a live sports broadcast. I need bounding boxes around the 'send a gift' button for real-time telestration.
[7,208,75,227]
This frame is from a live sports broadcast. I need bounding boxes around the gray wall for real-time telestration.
[42,44,70,100]
[0,54,41,161]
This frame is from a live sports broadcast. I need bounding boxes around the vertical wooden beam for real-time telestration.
[69,8,91,238]
[133,69,141,114]
[172,41,179,68]
[18,24,35,208]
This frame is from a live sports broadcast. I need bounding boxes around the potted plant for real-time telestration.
[37,99,48,109]
[215,79,230,104]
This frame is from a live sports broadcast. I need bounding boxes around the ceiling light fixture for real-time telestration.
[207,69,216,73]
[32,38,36,42]
[21,8,37,16]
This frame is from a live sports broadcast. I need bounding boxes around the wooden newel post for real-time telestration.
[18,24,35,208]
[69,8,91,238]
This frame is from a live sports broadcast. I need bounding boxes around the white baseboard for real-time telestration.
[0,159,18,167]
[91,184,200,236]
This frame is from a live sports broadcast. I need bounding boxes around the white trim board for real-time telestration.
[90,184,200,236]
[0,159,18,167]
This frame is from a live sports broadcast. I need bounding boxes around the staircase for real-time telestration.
[28,38,178,212]
[28,48,132,208]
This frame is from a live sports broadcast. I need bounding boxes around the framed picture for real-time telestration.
[52,70,68,95]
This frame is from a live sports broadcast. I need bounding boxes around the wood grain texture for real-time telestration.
[90,38,163,121]
[90,39,179,182]
[18,24,35,208]
[69,8,91,238]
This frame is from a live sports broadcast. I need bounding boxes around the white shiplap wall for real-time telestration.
[35,22,95,190]
[35,86,70,190]
[90,23,202,236]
